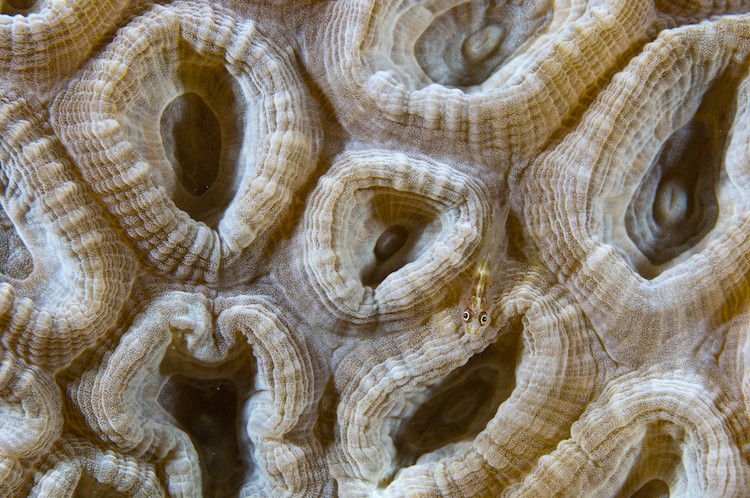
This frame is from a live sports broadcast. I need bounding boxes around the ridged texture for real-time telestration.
[288,149,489,326]
[60,289,323,497]
[521,13,750,364]
[26,436,163,497]
[654,0,750,28]
[0,351,61,460]
[0,0,130,97]
[508,370,749,496]
[52,0,319,284]
[304,0,654,165]
[0,93,134,368]
[2,0,750,496]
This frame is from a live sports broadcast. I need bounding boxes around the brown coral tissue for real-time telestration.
[2,0,750,496]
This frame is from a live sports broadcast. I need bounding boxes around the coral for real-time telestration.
[1,0,750,496]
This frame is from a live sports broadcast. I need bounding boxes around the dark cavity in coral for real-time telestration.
[374,224,410,262]
[614,420,686,497]
[629,479,670,498]
[160,91,222,198]
[158,375,245,498]
[415,0,551,87]
[390,331,519,477]
[360,190,438,287]
[1,0,38,15]
[625,61,745,272]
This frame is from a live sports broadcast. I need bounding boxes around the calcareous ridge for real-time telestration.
[1,0,750,496]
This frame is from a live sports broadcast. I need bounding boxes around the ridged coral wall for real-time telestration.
[1,0,750,496]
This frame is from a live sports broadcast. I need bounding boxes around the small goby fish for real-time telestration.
[462,203,510,335]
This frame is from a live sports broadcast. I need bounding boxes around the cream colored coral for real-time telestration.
[52,0,320,284]
[62,289,323,496]
[287,149,489,325]
[0,351,61,460]
[509,370,749,496]
[0,0,130,98]
[0,93,135,368]
[520,13,750,363]
[1,0,750,496]
[303,0,654,165]
[28,436,163,497]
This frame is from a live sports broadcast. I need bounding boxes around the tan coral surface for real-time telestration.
[1,0,750,496]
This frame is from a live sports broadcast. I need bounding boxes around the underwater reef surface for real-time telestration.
[1,0,750,496]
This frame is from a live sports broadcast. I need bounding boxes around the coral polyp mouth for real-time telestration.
[415,1,552,88]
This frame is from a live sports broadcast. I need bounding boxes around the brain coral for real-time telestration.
[1,0,750,496]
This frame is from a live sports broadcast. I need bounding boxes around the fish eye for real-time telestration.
[478,311,488,326]
[462,309,472,323]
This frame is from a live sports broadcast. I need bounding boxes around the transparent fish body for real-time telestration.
[462,203,509,335]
